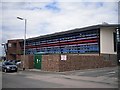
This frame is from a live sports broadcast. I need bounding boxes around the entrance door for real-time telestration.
[34,54,42,69]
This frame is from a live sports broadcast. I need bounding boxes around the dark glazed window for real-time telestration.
[113,32,117,52]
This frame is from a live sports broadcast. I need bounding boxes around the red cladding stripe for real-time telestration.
[26,39,98,49]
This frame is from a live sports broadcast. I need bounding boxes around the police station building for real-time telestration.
[7,24,119,71]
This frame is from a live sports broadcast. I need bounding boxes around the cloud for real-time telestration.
[44,1,61,13]
[1,0,119,2]
[1,1,118,56]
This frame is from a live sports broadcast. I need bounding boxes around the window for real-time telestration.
[12,43,16,48]
[113,32,117,52]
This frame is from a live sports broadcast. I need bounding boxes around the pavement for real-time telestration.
[22,66,118,86]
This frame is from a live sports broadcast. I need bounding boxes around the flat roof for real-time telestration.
[8,39,23,42]
[27,24,119,41]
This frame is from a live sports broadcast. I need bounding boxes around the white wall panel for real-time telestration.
[100,27,117,54]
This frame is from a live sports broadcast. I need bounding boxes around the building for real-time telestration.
[25,24,118,57]
[6,24,119,71]
[7,39,23,60]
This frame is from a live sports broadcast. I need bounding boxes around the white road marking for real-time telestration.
[5,73,17,75]
[109,72,116,74]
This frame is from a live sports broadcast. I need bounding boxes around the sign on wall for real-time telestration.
[61,55,67,60]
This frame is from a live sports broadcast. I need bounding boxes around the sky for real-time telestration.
[0,0,119,56]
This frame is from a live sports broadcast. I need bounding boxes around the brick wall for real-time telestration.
[42,54,116,72]
[59,54,115,72]
[42,54,60,71]
[21,55,34,69]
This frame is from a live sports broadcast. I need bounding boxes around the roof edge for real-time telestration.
[27,24,120,41]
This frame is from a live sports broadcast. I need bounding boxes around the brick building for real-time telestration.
[7,39,23,60]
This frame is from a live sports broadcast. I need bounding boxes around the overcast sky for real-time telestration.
[0,0,119,56]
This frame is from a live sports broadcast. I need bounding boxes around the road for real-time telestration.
[2,67,119,88]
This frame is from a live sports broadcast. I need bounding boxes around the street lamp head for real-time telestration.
[1,43,5,46]
[17,17,24,20]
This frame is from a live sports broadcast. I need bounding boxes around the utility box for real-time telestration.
[34,53,43,69]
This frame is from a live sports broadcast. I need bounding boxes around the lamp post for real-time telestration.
[17,16,27,70]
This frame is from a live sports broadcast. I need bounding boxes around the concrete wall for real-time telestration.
[100,27,117,54]
[42,54,116,72]
[100,54,117,65]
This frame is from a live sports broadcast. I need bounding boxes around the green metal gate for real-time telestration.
[34,54,42,69]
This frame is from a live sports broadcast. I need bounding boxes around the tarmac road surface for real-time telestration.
[2,66,119,88]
